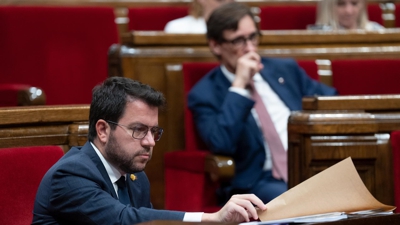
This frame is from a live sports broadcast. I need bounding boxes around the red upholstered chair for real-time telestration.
[165,62,221,212]
[331,59,400,95]
[390,130,400,213]
[297,60,319,81]
[0,84,46,107]
[395,3,400,27]
[128,7,188,31]
[259,5,317,30]
[367,4,384,26]
[164,60,319,211]
[0,146,64,225]
[0,6,119,105]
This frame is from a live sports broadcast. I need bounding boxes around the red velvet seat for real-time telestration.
[164,60,319,212]
[395,3,400,27]
[297,60,319,81]
[0,146,64,225]
[128,7,188,31]
[165,62,219,212]
[367,3,384,26]
[259,5,317,30]
[331,59,400,95]
[390,130,400,213]
[0,6,119,105]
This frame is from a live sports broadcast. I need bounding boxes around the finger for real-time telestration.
[226,202,250,222]
[227,195,263,220]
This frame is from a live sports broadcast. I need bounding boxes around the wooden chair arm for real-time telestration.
[18,86,46,106]
[0,84,46,106]
[204,154,235,182]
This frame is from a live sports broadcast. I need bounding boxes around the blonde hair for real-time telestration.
[316,0,370,29]
[189,0,203,18]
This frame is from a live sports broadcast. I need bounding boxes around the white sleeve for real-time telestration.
[183,212,204,222]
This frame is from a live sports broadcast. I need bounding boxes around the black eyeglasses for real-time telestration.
[106,121,163,141]
[221,32,260,49]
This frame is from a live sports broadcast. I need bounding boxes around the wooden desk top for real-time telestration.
[121,29,400,47]
[2,0,397,7]
[136,214,400,225]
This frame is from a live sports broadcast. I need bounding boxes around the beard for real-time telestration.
[105,131,152,174]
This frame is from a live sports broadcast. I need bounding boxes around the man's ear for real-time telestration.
[209,39,222,56]
[96,119,110,144]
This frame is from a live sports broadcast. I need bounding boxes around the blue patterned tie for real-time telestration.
[116,176,130,205]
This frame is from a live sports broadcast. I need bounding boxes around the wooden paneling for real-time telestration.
[288,96,400,206]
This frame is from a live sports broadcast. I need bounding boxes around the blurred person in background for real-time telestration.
[309,0,384,30]
[165,0,233,33]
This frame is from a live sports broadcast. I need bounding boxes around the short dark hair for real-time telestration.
[88,77,166,141]
[206,2,258,43]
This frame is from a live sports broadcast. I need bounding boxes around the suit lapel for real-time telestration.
[82,142,118,199]
[259,58,293,110]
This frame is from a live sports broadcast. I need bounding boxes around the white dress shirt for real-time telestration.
[164,15,206,34]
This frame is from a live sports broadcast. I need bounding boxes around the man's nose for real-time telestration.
[244,39,257,52]
[141,130,156,147]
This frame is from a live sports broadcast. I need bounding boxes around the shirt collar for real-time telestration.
[221,65,236,83]
[91,142,123,185]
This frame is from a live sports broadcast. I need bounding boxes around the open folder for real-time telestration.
[243,157,395,224]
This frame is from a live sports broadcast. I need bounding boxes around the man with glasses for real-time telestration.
[188,2,337,205]
[32,77,266,224]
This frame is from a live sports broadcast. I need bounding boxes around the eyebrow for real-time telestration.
[127,122,160,128]
[231,31,258,40]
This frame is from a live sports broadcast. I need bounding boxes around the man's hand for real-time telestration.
[232,52,264,89]
[201,194,267,222]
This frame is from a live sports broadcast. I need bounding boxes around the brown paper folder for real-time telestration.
[258,157,395,222]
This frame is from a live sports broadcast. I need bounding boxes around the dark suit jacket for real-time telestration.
[32,142,184,225]
[188,57,337,191]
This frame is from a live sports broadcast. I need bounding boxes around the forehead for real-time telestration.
[222,15,257,39]
[119,100,159,125]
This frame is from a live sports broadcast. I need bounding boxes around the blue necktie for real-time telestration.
[116,176,130,205]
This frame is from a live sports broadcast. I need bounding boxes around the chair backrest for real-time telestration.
[259,5,317,30]
[297,60,319,81]
[0,6,119,105]
[128,7,188,31]
[331,59,400,95]
[390,130,400,213]
[395,3,400,27]
[367,3,384,26]
[0,146,64,225]
[182,62,219,150]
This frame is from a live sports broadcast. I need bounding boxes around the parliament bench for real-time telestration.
[109,29,400,208]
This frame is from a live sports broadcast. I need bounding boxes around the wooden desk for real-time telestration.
[136,214,400,225]
[288,95,400,206]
